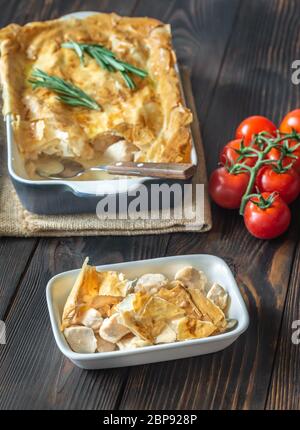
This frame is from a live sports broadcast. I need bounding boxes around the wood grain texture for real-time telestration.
[103,162,196,180]
[266,243,300,410]
[3,0,139,24]
[119,0,300,410]
[262,1,300,408]
[202,0,300,174]
[0,238,125,410]
[118,0,241,409]
[0,238,37,319]
[1,0,300,411]
[0,0,139,323]
[0,234,171,409]
[133,0,241,121]
[0,0,139,411]
[0,1,41,321]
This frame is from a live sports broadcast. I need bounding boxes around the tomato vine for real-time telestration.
[225,131,300,215]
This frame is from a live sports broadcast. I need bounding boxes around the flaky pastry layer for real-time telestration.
[0,13,193,165]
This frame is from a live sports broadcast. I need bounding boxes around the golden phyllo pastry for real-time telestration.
[0,13,193,173]
[61,259,236,354]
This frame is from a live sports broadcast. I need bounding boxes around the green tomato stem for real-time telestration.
[235,131,300,215]
[239,153,263,215]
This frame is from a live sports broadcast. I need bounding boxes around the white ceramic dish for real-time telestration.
[6,11,197,203]
[46,254,249,369]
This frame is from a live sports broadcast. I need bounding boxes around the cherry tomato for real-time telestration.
[279,109,300,134]
[255,165,300,204]
[244,192,291,239]
[220,139,258,167]
[209,167,250,209]
[266,143,300,173]
[236,116,277,144]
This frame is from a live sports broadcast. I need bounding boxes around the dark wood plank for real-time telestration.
[0,238,37,319]
[266,243,300,410]
[0,0,142,410]
[0,234,170,409]
[119,0,300,410]
[0,1,42,320]
[5,0,139,24]
[0,0,140,331]
[132,0,241,121]
[2,0,297,411]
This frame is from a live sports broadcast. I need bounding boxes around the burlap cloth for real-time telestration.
[0,69,212,237]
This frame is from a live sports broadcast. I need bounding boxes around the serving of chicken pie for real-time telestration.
[0,13,193,179]
[61,258,236,353]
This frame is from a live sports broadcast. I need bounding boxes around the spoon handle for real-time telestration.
[101,162,196,180]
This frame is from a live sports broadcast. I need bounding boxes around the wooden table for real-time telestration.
[0,0,299,410]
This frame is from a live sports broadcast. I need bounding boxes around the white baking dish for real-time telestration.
[5,11,197,214]
[46,254,249,369]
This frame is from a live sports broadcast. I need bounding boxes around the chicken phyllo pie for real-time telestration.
[0,13,193,179]
[61,259,236,353]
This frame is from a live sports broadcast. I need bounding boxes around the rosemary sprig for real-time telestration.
[28,68,101,110]
[61,41,148,89]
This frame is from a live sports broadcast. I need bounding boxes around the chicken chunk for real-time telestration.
[99,313,131,343]
[64,326,97,353]
[104,140,138,162]
[155,325,176,344]
[79,308,103,330]
[117,334,152,350]
[96,335,117,353]
[206,283,228,310]
[117,294,136,313]
[92,132,122,153]
[135,273,168,294]
[175,266,207,292]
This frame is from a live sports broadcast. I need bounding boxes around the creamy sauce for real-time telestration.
[26,154,120,181]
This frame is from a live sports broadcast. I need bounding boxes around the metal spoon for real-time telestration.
[36,159,196,180]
